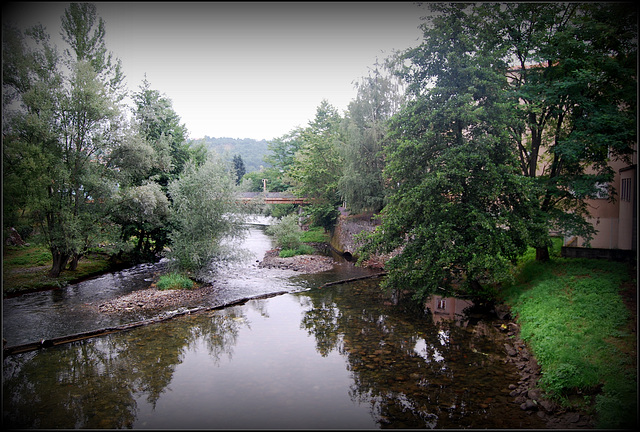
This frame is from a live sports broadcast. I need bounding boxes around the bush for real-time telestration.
[266,214,303,250]
[156,272,195,290]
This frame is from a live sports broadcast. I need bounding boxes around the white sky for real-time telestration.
[3,2,427,141]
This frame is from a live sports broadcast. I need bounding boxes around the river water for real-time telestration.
[2,219,546,429]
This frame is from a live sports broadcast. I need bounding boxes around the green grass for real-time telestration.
[300,226,330,243]
[502,256,636,428]
[156,272,195,290]
[3,244,116,296]
[279,244,315,258]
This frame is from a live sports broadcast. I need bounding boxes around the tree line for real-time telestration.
[251,3,636,303]
[3,3,636,303]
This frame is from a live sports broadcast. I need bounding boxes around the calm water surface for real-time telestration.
[3,222,546,429]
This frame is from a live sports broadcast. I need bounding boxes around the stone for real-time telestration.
[5,227,26,246]
[504,343,518,356]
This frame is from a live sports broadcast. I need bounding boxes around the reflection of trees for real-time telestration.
[2,308,246,428]
[298,280,528,428]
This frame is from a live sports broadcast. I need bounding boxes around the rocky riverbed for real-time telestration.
[96,250,334,314]
[92,248,595,429]
[257,248,335,272]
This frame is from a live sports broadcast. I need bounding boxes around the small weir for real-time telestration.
[2,220,546,429]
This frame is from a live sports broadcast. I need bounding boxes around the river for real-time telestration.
[2,218,546,429]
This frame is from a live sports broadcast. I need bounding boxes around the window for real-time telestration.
[621,178,632,202]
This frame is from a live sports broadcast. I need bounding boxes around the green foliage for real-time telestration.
[503,258,636,428]
[266,214,303,250]
[361,6,538,302]
[279,245,315,258]
[288,100,344,231]
[167,153,245,275]
[474,3,637,249]
[240,168,291,193]
[232,154,245,185]
[156,272,195,291]
[338,64,403,214]
[300,226,329,243]
[265,203,298,219]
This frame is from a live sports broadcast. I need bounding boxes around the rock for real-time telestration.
[520,399,537,411]
[504,343,518,356]
[494,303,511,320]
[5,227,26,246]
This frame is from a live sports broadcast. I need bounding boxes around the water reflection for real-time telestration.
[3,281,546,429]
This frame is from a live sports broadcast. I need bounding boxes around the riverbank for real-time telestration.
[2,245,131,298]
[501,258,637,429]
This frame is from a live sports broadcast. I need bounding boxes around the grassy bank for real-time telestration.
[502,255,637,429]
[3,244,121,297]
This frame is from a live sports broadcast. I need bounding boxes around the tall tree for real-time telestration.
[60,2,124,97]
[340,63,404,213]
[361,3,537,303]
[288,100,344,230]
[3,6,123,277]
[232,154,245,185]
[478,3,637,260]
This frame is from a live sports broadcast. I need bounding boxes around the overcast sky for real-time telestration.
[4,2,427,141]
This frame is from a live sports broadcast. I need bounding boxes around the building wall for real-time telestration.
[567,147,636,251]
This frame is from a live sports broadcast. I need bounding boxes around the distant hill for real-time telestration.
[197,136,271,173]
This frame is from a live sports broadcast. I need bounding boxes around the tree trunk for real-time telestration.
[68,253,82,271]
[535,246,550,262]
[49,249,70,278]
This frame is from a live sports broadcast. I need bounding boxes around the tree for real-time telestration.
[132,78,193,188]
[477,3,637,260]
[232,154,245,185]
[361,3,537,303]
[60,2,124,98]
[2,6,123,277]
[167,153,246,276]
[288,100,344,230]
[339,63,404,213]
[264,127,305,173]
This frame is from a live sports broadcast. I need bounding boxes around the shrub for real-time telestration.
[266,214,303,250]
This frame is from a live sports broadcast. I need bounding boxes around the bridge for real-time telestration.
[239,192,309,205]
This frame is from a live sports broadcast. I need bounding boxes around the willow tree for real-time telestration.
[167,153,246,277]
[339,64,404,214]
